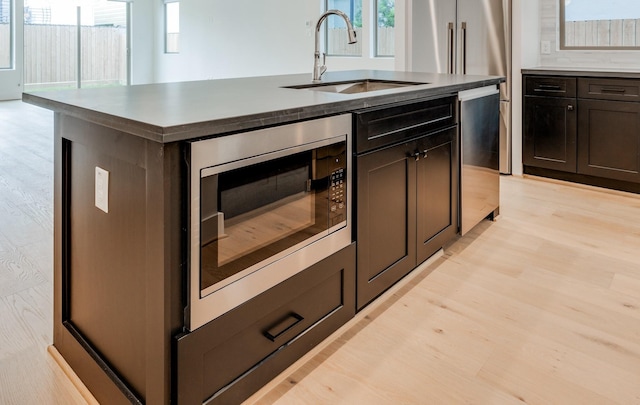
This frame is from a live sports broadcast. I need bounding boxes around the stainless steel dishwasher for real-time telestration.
[459,86,500,235]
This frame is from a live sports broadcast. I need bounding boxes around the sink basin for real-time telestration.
[284,79,427,94]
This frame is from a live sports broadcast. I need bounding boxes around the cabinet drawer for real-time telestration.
[353,96,457,154]
[578,78,640,102]
[525,76,576,97]
[176,243,356,405]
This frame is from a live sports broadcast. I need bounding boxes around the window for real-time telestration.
[560,0,640,49]
[375,0,394,56]
[0,0,12,69]
[22,0,129,91]
[23,0,130,91]
[324,0,395,58]
[165,1,179,53]
[325,0,362,56]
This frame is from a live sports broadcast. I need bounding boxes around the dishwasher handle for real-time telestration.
[459,85,500,102]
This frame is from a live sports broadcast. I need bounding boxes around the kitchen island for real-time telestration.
[23,70,503,405]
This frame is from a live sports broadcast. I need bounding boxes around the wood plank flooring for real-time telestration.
[247,172,640,402]
[0,100,87,404]
[1,99,639,404]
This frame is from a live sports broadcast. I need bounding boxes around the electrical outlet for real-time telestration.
[306,20,313,37]
[541,40,551,55]
[95,166,109,213]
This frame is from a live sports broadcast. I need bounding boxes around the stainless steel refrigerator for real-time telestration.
[411,0,512,174]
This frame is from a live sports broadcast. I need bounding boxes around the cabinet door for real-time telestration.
[416,129,458,264]
[577,99,640,183]
[355,142,416,310]
[523,96,577,172]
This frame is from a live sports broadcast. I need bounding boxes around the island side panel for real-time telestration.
[144,126,185,405]
[53,113,136,405]
[53,113,183,404]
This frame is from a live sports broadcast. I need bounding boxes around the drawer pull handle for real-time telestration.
[601,87,626,94]
[567,105,574,111]
[264,313,304,342]
[537,84,562,91]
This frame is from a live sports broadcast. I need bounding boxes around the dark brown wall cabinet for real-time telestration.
[354,97,458,310]
[523,74,640,190]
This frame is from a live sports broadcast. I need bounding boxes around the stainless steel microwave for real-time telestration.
[188,115,352,331]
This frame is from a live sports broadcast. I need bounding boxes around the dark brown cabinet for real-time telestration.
[523,73,640,192]
[354,97,458,310]
[175,243,356,405]
[523,76,577,172]
[577,99,640,182]
[577,79,640,183]
[355,142,416,309]
[416,131,458,265]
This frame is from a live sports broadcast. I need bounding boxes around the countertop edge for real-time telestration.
[22,92,167,143]
[23,74,504,144]
[162,79,502,143]
[522,67,640,79]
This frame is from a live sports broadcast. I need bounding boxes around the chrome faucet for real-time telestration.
[313,10,357,82]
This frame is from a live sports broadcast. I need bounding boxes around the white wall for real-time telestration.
[155,1,316,82]
[538,0,640,69]
[511,0,540,176]
[154,0,396,83]
[130,0,155,85]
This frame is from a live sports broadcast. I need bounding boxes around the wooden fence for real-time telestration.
[327,27,395,56]
[2,25,393,87]
[0,24,127,88]
[565,19,640,47]
[377,26,395,56]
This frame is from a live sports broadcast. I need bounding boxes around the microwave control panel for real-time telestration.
[324,140,347,228]
[329,168,346,227]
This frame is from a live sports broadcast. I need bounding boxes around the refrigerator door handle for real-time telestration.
[461,22,467,74]
[448,22,455,74]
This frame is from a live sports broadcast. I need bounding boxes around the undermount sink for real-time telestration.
[284,79,428,94]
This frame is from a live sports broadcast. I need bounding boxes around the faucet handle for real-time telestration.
[319,53,327,78]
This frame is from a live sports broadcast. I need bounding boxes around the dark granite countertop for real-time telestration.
[522,67,640,79]
[22,70,503,143]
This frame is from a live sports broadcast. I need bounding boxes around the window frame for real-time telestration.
[559,0,640,50]
[0,0,14,69]
[374,0,394,57]
[164,0,179,54]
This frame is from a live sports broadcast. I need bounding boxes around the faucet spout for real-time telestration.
[313,10,357,83]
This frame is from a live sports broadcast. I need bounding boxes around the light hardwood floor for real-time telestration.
[1,100,639,404]
[0,100,87,404]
